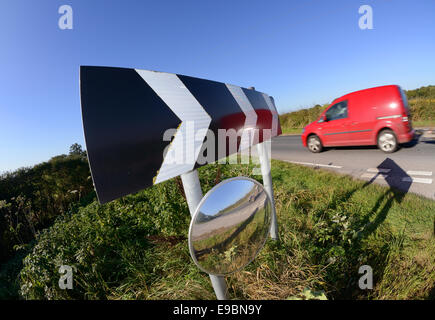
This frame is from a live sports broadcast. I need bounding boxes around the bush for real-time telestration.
[279,104,328,129]
[0,154,94,264]
[19,175,191,299]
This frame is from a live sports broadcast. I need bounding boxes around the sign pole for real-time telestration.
[256,140,279,240]
[180,170,229,300]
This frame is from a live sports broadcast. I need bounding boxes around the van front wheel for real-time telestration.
[377,129,398,153]
[307,135,323,153]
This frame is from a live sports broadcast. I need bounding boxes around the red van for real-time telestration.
[301,85,414,153]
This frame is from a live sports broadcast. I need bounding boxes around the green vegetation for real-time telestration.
[279,104,328,132]
[413,120,435,128]
[279,85,435,133]
[406,85,435,100]
[0,144,94,298]
[13,160,435,300]
[281,127,303,135]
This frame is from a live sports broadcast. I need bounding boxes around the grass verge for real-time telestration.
[281,127,303,135]
[18,160,435,300]
[413,120,435,128]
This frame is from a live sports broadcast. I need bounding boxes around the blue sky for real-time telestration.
[1,0,434,172]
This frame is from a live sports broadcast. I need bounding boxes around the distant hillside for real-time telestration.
[279,85,435,130]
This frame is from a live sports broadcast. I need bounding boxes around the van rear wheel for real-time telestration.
[377,129,398,153]
[307,135,323,153]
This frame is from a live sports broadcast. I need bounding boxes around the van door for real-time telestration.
[321,100,350,146]
[344,95,376,145]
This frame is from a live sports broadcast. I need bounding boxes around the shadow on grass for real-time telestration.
[319,158,412,299]
[359,158,410,233]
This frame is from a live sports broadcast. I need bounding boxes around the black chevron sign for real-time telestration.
[80,66,282,204]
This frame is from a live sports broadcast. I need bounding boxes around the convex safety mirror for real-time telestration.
[188,177,272,276]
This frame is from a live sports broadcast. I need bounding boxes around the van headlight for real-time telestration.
[302,127,306,134]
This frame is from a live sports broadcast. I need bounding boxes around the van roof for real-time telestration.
[331,85,399,104]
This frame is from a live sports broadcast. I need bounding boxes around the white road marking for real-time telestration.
[406,171,432,176]
[361,173,388,180]
[284,159,434,185]
[402,177,433,184]
[285,160,343,169]
[367,168,391,173]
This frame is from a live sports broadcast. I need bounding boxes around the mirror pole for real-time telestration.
[256,141,279,240]
[181,170,229,300]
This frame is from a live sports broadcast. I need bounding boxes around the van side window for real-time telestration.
[325,100,348,121]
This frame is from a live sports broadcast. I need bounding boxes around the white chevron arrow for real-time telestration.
[135,70,211,184]
[226,84,258,151]
[262,93,279,137]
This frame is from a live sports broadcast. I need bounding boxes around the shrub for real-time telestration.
[19,176,191,299]
[0,154,94,264]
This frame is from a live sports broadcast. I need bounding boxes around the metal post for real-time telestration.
[181,170,229,300]
[256,141,279,240]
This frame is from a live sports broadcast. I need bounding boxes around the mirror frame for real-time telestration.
[188,176,272,276]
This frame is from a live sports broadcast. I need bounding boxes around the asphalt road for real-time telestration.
[192,191,267,241]
[271,133,435,200]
